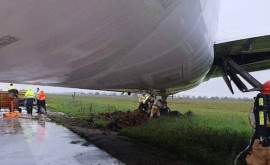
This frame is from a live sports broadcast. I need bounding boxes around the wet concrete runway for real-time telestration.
[0,109,124,165]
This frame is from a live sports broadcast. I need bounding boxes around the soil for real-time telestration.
[47,110,192,165]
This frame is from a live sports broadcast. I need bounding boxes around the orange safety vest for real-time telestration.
[38,91,46,100]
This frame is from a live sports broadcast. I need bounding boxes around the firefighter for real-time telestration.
[246,81,270,165]
[138,93,150,112]
[25,87,35,115]
[150,99,162,118]
[37,90,46,113]
[148,95,155,111]
[138,93,145,104]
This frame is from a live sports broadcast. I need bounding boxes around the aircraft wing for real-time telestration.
[206,35,270,80]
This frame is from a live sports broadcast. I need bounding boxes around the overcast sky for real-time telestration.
[215,0,270,43]
[180,70,270,98]
[1,0,269,98]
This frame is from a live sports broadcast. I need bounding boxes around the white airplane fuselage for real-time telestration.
[0,0,220,94]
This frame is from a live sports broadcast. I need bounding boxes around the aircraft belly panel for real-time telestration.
[0,0,219,93]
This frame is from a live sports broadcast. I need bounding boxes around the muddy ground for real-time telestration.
[47,110,193,165]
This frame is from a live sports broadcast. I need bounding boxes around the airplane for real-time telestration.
[0,0,270,102]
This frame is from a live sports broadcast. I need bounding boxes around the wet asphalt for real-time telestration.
[0,108,124,165]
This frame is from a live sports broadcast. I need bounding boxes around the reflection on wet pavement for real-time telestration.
[0,109,124,165]
[0,117,23,134]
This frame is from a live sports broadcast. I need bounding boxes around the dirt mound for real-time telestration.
[49,109,185,131]
[100,109,149,130]
[96,109,183,131]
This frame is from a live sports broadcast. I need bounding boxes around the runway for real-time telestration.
[0,109,124,165]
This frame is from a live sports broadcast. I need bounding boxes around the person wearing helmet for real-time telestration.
[25,87,35,115]
[246,81,270,165]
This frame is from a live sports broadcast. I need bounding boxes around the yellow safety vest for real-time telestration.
[143,95,149,104]
[8,86,16,91]
[25,90,35,98]
[139,95,145,103]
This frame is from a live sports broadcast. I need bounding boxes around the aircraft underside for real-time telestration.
[0,0,220,95]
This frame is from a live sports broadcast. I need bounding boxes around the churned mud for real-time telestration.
[47,110,190,165]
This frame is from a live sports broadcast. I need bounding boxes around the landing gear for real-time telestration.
[219,56,262,94]
[160,94,170,115]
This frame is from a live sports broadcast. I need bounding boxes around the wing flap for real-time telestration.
[206,35,270,80]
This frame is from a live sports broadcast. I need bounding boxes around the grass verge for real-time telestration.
[121,115,251,165]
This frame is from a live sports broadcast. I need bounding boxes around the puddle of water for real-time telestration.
[0,109,125,165]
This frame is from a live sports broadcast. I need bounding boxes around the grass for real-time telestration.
[47,94,254,165]
[121,115,251,165]
[47,94,137,118]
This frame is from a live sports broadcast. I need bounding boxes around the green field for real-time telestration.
[47,94,254,165]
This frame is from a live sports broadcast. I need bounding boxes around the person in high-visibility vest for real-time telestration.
[37,90,46,113]
[8,83,18,98]
[246,81,270,165]
[138,94,146,104]
[25,87,35,115]
[138,93,150,112]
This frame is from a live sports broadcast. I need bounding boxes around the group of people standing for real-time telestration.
[8,84,47,115]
